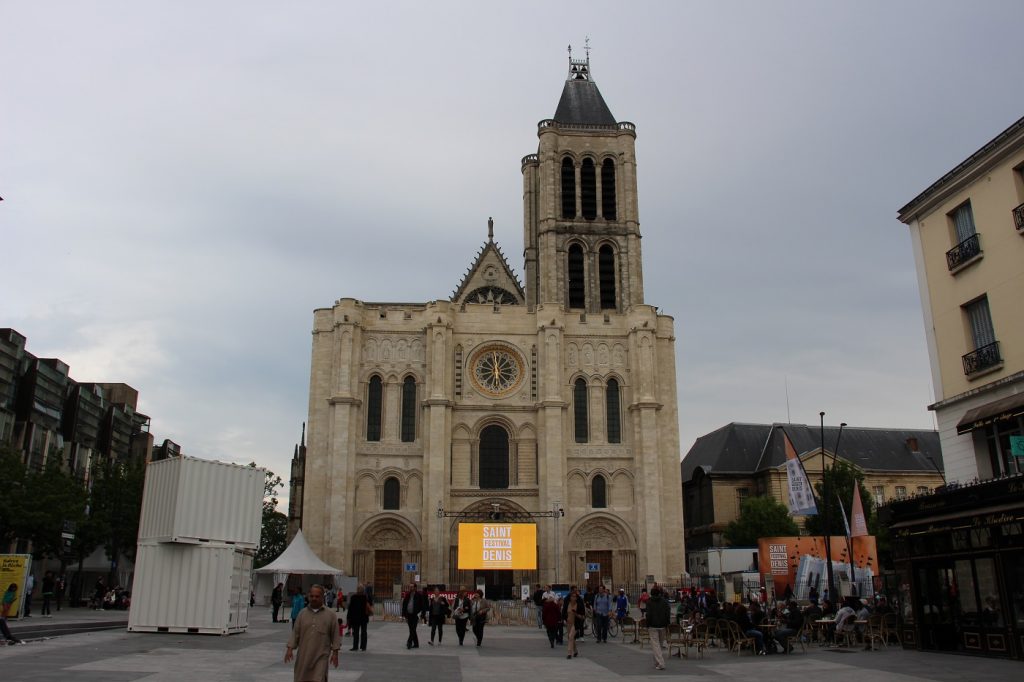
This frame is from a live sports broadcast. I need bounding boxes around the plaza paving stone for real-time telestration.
[2,612,1022,681]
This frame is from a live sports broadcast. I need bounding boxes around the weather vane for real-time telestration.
[585,36,590,61]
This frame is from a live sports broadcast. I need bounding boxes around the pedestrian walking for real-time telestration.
[564,591,583,659]
[542,595,561,648]
[428,587,450,645]
[401,583,428,649]
[272,582,284,623]
[645,586,671,670]
[55,574,66,612]
[2,583,23,644]
[41,572,55,617]
[290,587,306,627]
[345,584,370,652]
[592,585,611,642]
[533,585,545,629]
[22,573,33,617]
[452,587,471,645]
[284,585,340,682]
[470,589,491,647]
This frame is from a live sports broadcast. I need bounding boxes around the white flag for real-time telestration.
[784,431,818,516]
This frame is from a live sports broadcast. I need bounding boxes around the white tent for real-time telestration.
[252,530,352,606]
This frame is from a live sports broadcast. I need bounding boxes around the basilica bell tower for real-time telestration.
[521,51,644,313]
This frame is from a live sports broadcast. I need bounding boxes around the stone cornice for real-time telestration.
[328,396,360,406]
[423,398,453,407]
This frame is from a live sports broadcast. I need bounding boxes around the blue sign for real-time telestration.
[587,562,600,572]
[1010,436,1024,457]
[404,563,418,572]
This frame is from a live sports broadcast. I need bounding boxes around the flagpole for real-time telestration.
[821,412,835,604]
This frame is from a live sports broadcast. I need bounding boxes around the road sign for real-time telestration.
[587,562,600,572]
[405,563,418,572]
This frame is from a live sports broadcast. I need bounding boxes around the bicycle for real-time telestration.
[607,614,620,638]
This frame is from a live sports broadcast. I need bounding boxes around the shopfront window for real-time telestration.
[985,416,1024,477]
[975,558,1003,628]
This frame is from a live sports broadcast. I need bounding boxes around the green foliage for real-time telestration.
[88,458,146,573]
[250,462,287,569]
[256,510,288,568]
[19,451,88,559]
[0,444,27,548]
[803,459,875,538]
[724,495,800,546]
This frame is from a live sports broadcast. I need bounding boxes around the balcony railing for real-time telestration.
[1013,202,1024,232]
[946,233,981,271]
[962,340,1001,376]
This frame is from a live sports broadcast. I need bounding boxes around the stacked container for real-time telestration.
[128,456,264,635]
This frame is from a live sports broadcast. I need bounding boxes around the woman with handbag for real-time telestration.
[565,591,584,659]
[428,587,451,645]
[452,587,472,646]
[471,589,491,647]
[346,584,371,652]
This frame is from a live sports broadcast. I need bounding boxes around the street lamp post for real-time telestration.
[553,500,561,583]
[820,412,835,603]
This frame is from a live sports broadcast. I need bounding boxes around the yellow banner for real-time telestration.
[457,523,536,570]
[0,555,31,619]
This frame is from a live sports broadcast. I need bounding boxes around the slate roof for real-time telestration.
[681,422,944,481]
[553,79,616,126]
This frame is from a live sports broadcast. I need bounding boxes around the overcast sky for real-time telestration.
[3,1,1022,508]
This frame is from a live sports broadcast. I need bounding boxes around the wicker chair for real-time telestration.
[864,614,886,650]
[881,613,902,646]
[728,620,756,655]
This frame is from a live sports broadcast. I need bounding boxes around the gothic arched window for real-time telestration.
[479,425,510,489]
[581,158,597,220]
[599,245,616,310]
[592,475,607,508]
[606,378,621,444]
[400,376,416,442]
[602,158,617,220]
[366,375,383,441]
[382,476,400,510]
[574,378,589,444]
[568,243,585,309]
[561,157,576,219]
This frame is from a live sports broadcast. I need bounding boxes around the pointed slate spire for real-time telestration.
[553,43,615,126]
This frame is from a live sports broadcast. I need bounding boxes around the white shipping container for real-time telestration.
[128,541,253,635]
[137,455,264,547]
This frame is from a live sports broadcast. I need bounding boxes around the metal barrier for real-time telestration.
[374,599,537,626]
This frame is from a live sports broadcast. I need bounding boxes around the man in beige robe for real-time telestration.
[285,584,340,681]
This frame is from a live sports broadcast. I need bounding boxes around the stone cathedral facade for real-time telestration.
[300,56,684,596]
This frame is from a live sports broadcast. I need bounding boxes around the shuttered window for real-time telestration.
[366,375,383,441]
[574,378,589,443]
[601,159,616,220]
[561,157,576,219]
[568,244,585,309]
[606,378,621,444]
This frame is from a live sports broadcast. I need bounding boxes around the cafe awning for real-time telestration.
[956,392,1024,435]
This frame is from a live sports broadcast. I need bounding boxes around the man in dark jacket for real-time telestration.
[533,586,545,628]
[271,583,284,623]
[401,584,428,649]
[346,584,370,652]
[645,586,671,670]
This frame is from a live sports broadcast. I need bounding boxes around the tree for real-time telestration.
[803,459,875,538]
[19,451,88,560]
[250,463,287,569]
[724,495,800,546]
[0,444,27,550]
[89,457,146,583]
